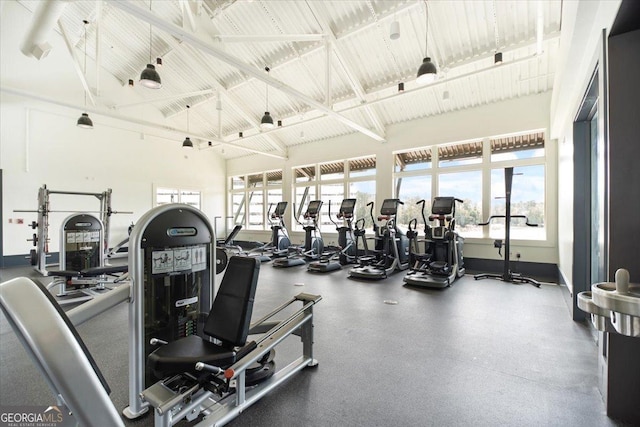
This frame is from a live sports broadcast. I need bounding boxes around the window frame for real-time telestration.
[393,129,549,244]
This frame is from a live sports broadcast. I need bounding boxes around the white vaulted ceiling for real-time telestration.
[12,0,562,159]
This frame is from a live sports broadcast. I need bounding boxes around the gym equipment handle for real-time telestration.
[195,362,234,378]
[477,215,538,227]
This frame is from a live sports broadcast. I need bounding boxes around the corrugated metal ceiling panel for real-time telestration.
[14,0,563,160]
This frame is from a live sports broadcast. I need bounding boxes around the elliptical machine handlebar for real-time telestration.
[366,202,378,232]
[417,200,427,230]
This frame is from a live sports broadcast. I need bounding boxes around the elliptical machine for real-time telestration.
[252,201,291,262]
[308,198,358,273]
[403,197,465,288]
[273,200,324,268]
[349,198,409,280]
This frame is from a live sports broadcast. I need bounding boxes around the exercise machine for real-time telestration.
[273,200,324,268]
[47,213,128,305]
[349,198,409,280]
[0,203,322,427]
[15,184,132,275]
[474,167,541,287]
[403,197,466,288]
[251,201,291,261]
[308,198,358,273]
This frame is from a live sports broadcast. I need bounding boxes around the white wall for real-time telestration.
[550,0,622,287]
[227,92,557,265]
[1,1,226,258]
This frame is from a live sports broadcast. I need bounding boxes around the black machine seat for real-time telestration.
[148,335,254,377]
[48,265,128,278]
[148,255,260,378]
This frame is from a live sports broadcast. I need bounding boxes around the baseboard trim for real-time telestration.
[464,257,558,283]
[2,252,59,268]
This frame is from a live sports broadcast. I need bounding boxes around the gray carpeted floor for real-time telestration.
[0,263,624,426]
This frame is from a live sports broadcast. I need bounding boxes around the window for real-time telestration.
[293,184,316,231]
[291,156,377,232]
[489,132,546,240]
[320,161,344,181]
[395,148,431,173]
[320,184,344,232]
[155,187,201,209]
[490,132,544,162]
[392,130,546,241]
[349,156,376,178]
[395,176,431,230]
[266,170,283,225]
[438,141,482,168]
[439,171,482,237]
[490,165,545,240]
[229,169,282,231]
[349,180,376,231]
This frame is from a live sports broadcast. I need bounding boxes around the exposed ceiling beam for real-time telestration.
[306,0,386,137]
[219,51,547,147]
[114,89,215,109]
[110,0,386,143]
[0,85,286,159]
[58,20,95,107]
[214,34,325,42]
[179,0,197,32]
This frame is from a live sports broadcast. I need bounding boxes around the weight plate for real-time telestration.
[216,248,228,274]
[30,249,37,266]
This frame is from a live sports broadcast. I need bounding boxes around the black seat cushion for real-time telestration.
[204,256,260,347]
[80,265,128,276]
[148,335,236,378]
[47,269,81,278]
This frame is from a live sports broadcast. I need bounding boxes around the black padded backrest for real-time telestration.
[223,225,243,245]
[203,256,260,347]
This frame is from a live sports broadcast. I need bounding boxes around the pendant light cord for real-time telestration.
[149,0,153,63]
[492,0,500,52]
[186,105,190,132]
[424,0,429,57]
[265,66,270,111]
[83,20,88,108]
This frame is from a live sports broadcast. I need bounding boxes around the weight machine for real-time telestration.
[0,203,321,427]
[14,184,132,275]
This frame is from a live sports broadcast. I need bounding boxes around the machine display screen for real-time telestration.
[380,199,398,216]
[274,201,288,217]
[432,197,454,215]
[340,199,356,214]
[307,200,322,215]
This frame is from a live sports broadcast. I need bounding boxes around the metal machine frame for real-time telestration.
[46,213,119,305]
[0,203,321,427]
[15,185,132,275]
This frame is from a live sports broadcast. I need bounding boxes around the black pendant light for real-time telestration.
[140,0,161,89]
[183,105,193,148]
[77,20,93,129]
[416,1,437,85]
[260,66,274,129]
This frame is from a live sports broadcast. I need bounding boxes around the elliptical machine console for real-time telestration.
[348,198,409,280]
[404,196,465,288]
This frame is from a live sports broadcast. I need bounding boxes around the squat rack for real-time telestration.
[14,184,132,275]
